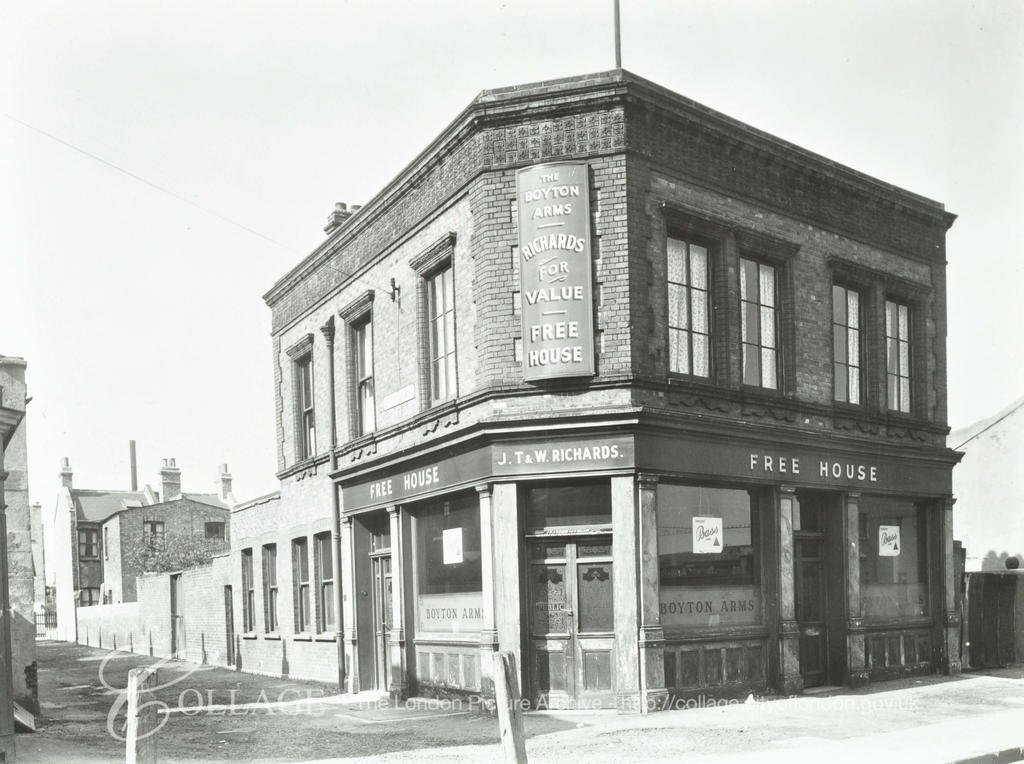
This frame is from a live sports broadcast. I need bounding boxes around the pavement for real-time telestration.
[16,640,1024,763]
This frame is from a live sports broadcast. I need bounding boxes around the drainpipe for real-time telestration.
[320,317,346,692]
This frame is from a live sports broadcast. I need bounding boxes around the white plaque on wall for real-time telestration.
[442,527,463,564]
[878,525,901,556]
[693,516,723,554]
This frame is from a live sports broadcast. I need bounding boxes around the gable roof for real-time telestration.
[181,492,230,509]
[71,489,148,523]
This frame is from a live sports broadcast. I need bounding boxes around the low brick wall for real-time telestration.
[76,556,232,668]
[77,602,141,653]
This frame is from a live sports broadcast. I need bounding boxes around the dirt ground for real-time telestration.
[16,641,1024,763]
[18,641,573,762]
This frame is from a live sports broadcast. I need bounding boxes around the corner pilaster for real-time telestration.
[777,485,802,695]
[843,492,869,687]
[939,497,962,675]
[476,483,499,696]
[387,506,409,700]
[611,475,641,712]
[339,515,359,694]
[636,473,667,712]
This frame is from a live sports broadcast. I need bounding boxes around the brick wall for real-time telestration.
[624,166,949,447]
[102,514,123,602]
[266,70,952,481]
[116,498,230,601]
[0,356,38,712]
[77,558,234,671]
[228,492,341,682]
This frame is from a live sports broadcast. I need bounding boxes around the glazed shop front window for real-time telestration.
[657,485,761,628]
[859,498,928,620]
[414,491,482,634]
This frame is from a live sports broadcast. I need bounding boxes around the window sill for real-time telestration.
[666,375,718,390]
[832,400,866,415]
[264,633,281,641]
[313,634,338,643]
[242,632,258,640]
[738,384,785,399]
[276,452,331,481]
[883,409,921,424]
[293,633,313,642]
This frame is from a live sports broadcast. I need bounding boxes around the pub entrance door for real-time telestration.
[795,533,829,688]
[527,537,614,709]
[371,555,393,691]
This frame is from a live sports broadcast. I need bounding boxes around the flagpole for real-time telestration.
[614,0,622,68]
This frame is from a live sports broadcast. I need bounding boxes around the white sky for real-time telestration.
[1,0,1022,507]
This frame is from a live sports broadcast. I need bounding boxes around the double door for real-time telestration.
[527,538,614,708]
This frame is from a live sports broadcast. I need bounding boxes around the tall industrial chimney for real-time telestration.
[129,440,138,491]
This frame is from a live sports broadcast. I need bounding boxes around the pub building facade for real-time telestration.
[248,69,960,711]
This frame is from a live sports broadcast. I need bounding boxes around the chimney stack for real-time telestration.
[160,458,182,501]
[129,440,138,491]
[323,202,357,235]
[60,457,73,489]
[218,464,233,500]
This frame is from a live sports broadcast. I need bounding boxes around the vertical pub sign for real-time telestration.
[516,161,596,381]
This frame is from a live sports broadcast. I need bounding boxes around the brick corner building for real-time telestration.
[236,69,959,710]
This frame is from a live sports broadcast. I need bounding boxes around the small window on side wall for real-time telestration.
[427,264,457,405]
[295,355,315,459]
[285,333,316,462]
[241,548,255,632]
[667,237,711,378]
[410,233,458,411]
[885,300,912,413]
[314,532,335,632]
[353,318,375,435]
[833,285,863,405]
[205,521,225,540]
[740,258,778,390]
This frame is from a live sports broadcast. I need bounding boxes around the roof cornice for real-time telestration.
[263,69,954,310]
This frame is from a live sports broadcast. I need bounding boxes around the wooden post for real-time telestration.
[493,651,527,763]
[125,667,158,764]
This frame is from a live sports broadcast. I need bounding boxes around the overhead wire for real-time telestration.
[2,111,301,255]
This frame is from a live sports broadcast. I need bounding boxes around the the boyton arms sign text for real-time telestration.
[516,162,595,381]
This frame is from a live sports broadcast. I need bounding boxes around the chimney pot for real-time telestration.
[324,201,356,235]
[160,457,182,501]
[218,464,233,500]
[60,457,73,489]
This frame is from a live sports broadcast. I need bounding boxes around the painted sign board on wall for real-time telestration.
[516,162,595,381]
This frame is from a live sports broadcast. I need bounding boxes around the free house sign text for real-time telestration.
[516,162,596,380]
